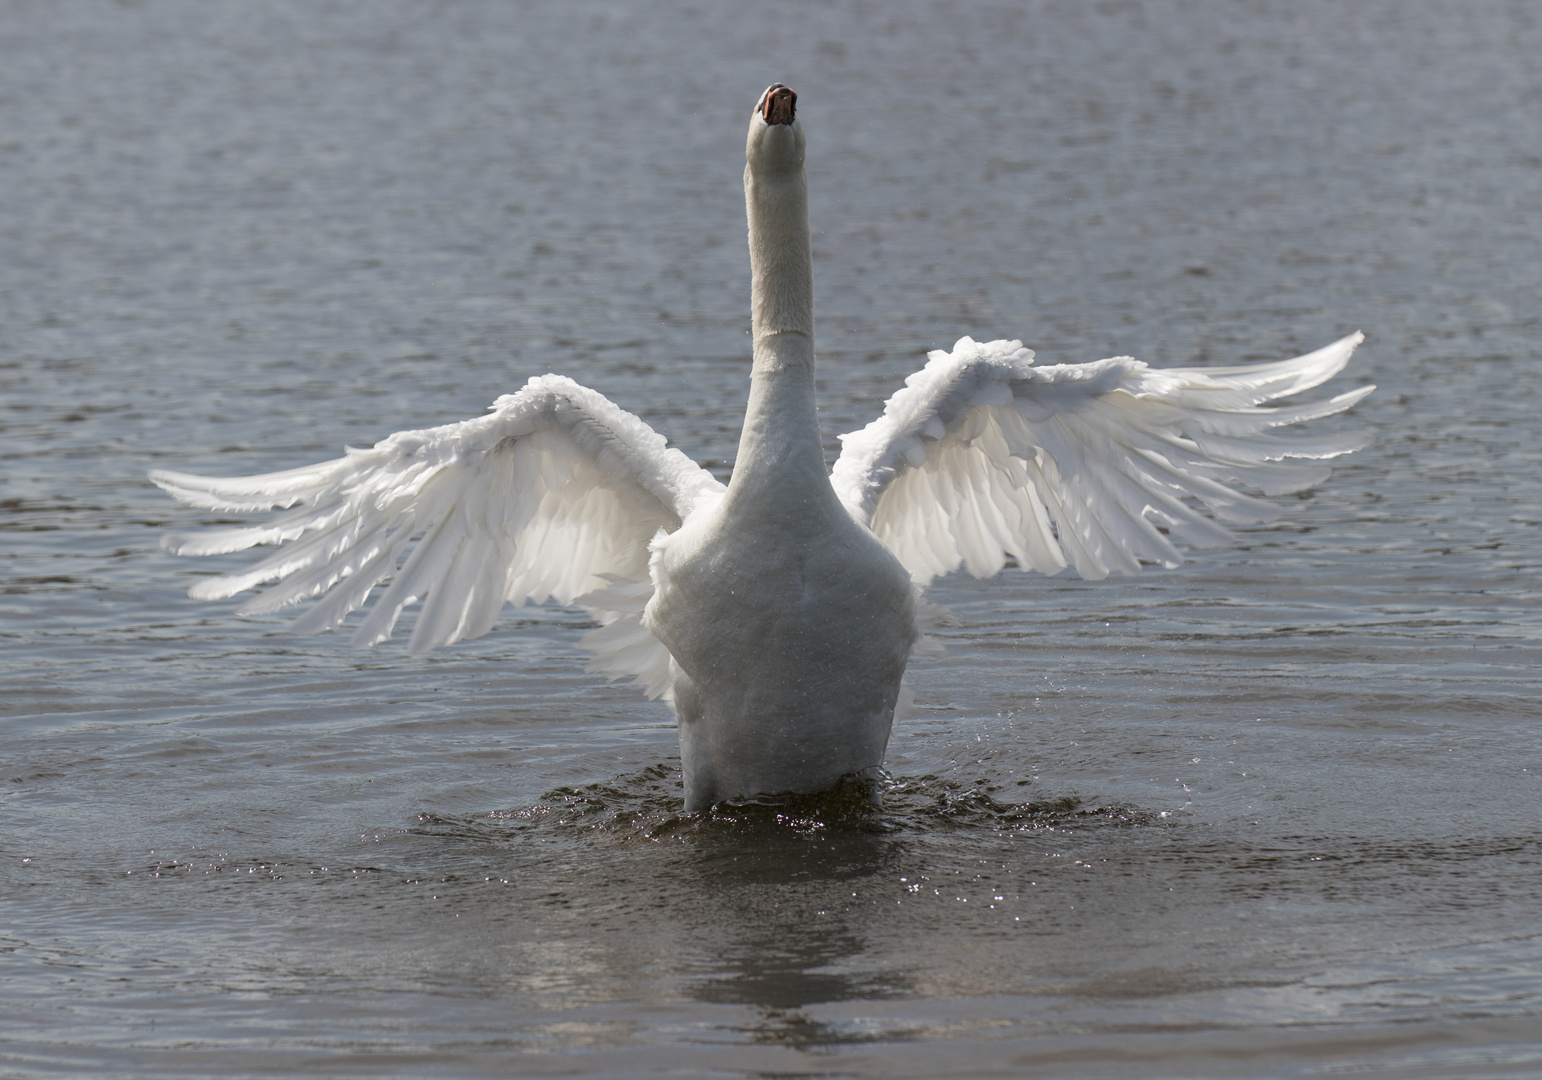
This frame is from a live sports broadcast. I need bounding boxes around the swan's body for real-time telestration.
[152,86,1372,810]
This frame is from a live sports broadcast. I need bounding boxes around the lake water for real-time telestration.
[3,2,1540,1077]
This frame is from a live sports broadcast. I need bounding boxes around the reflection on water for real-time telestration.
[3,0,1541,1076]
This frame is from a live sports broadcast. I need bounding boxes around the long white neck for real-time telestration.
[728,125,831,514]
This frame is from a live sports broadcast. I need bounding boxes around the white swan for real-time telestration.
[151,85,1373,810]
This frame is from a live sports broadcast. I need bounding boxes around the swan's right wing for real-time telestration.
[832,333,1371,586]
[152,375,723,691]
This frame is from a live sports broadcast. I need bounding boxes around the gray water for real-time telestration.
[3,2,1540,1077]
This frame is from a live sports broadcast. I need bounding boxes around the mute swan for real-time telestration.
[152,84,1372,811]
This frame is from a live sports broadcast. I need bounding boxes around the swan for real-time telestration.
[151,84,1372,811]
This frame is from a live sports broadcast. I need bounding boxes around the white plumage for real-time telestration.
[833,334,1373,584]
[152,85,1372,810]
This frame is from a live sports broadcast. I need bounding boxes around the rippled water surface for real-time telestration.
[4,2,1541,1077]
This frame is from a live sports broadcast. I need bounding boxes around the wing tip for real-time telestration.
[188,577,240,602]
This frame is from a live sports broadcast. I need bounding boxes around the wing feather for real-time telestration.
[833,332,1371,585]
[152,376,725,671]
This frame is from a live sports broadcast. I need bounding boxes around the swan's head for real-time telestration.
[746,83,804,177]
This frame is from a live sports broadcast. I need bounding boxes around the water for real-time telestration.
[3,1,1540,1076]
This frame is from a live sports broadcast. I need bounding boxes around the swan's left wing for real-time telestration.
[152,375,723,692]
[831,333,1372,586]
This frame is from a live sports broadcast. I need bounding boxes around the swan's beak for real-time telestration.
[759,84,796,126]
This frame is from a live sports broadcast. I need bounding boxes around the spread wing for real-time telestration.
[831,332,1372,585]
[152,375,724,689]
